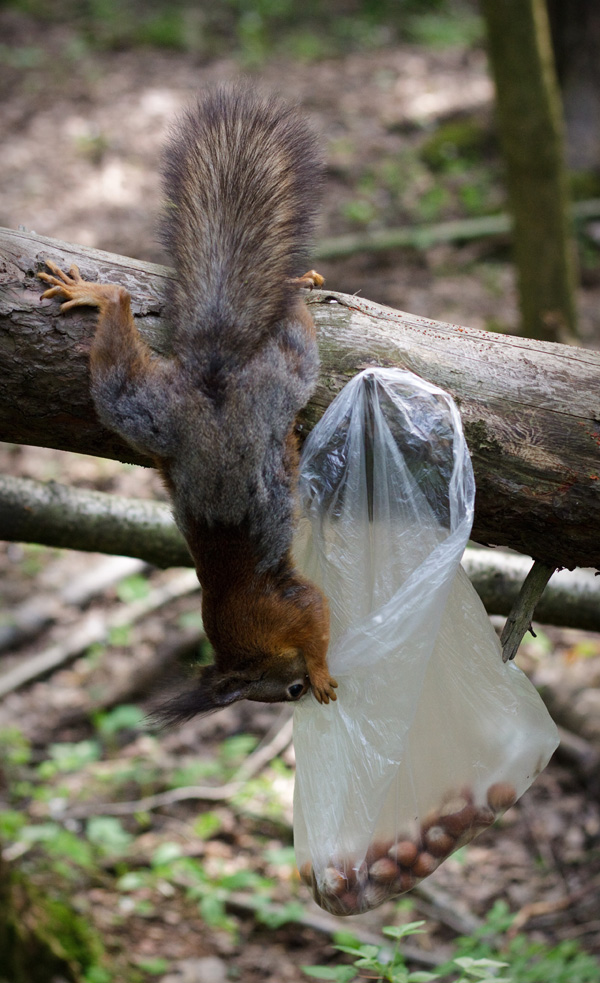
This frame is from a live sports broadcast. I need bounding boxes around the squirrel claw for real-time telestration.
[311,675,338,704]
[38,260,107,311]
[38,261,83,305]
[287,269,325,290]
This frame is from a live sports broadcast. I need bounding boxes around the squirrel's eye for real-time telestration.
[288,682,305,700]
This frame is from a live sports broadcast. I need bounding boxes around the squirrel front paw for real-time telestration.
[310,671,338,705]
[38,260,117,311]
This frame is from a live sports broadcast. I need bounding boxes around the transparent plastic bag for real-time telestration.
[292,368,559,915]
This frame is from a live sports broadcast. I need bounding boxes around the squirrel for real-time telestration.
[38,85,338,720]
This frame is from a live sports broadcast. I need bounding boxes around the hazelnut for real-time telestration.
[423,824,455,858]
[398,870,417,893]
[439,803,477,838]
[412,851,439,879]
[343,860,368,889]
[369,857,400,883]
[298,862,313,886]
[389,839,419,868]
[487,782,517,813]
[322,865,347,897]
[339,891,360,915]
[440,790,472,816]
[363,880,392,909]
[474,806,496,828]
[365,840,394,864]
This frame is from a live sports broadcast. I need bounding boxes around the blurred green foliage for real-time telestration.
[3,0,483,62]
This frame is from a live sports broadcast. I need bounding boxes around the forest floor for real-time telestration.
[1,9,600,983]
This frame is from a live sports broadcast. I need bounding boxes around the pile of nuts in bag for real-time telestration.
[299,781,516,915]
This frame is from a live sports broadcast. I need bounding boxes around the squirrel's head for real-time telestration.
[156,653,311,724]
[155,575,331,724]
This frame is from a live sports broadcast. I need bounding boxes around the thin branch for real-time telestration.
[314,198,600,260]
[500,560,557,661]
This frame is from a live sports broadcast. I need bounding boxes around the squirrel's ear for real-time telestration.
[151,664,250,725]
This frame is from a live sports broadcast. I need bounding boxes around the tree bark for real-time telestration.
[480,0,579,342]
[1,227,600,571]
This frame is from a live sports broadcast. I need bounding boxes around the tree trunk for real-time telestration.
[480,0,579,342]
[1,227,599,571]
[547,0,600,171]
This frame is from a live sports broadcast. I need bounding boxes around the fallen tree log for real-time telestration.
[1,226,599,571]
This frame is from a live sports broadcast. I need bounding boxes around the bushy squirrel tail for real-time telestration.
[160,85,323,356]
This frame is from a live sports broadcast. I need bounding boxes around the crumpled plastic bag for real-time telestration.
[292,367,559,915]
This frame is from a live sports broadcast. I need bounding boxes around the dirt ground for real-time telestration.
[1,9,600,982]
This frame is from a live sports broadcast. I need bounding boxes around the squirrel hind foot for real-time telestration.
[286,269,325,290]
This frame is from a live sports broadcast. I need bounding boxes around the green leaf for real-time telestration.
[44,828,95,868]
[86,816,134,855]
[42,739,101,773]
[0,809,26,837]
[117,871,148,891]
[302,968,355,982]
[151,841,183,867]
[454,955,511,979]
[0,727,31,765]
[116,573,150,603]
[335,944,376,957]
[354,956,384,971]
[332,931,361,948]
[170,759,221,787]
[408,973,441,982]
[383,922,427,940]
[95,704,146,736]
[454,958,509,970]
[136,957,169,974]
[108,624,131,647]
[84,968,112,983]
[220,733,258,763]
[220,869,270,891]
[199,892,232,931]
[193,811,223,839]
[264,845,297,866]
[20,822,61,842]
[256,900,305,929]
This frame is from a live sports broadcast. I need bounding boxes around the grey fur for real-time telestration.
[92,86,323,570]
